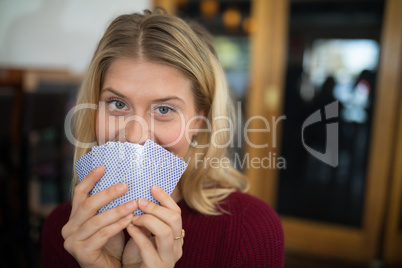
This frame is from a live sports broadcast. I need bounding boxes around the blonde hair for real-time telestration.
[72,9,248,215]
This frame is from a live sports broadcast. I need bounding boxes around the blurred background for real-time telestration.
[0,0,401,267]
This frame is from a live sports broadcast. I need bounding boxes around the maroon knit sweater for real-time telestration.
[42,192,284,267]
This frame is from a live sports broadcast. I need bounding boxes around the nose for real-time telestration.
[123,115,150,145]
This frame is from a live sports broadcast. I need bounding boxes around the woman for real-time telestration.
[42,9,284,268]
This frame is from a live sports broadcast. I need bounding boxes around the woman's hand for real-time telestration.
[123,185,183,268]
[61,166,138,268]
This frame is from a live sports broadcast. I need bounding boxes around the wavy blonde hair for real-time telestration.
[71,9,248,215]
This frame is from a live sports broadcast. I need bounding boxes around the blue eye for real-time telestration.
[155,106,173,114]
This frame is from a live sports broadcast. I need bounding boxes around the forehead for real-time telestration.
[102,58,193,99]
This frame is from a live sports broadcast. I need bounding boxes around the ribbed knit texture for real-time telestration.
[42,192,284,267]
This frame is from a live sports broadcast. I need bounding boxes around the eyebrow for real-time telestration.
[101,88,126,98]
[151,97,185,104]
[101,88,185,104]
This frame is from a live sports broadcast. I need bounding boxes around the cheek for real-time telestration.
[154,122,186,144]
[154,121,191,157]
[96,110,121,145]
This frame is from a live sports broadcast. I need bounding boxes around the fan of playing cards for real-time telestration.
[75,139,187,215]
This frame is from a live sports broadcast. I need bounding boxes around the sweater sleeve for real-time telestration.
[235,193,285,267]
[41,201,80,268]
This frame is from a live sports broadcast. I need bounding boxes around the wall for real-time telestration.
[0,0,150,74]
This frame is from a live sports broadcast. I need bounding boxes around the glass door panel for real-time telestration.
[277,0,384,228]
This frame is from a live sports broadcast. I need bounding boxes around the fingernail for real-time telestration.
[116,183,127,191]
[153,185,161,192]
[139,198,149,206]
[126,200,136,209]
[132,215,140,222]
[125,214,133,219]
[94,165,103,173]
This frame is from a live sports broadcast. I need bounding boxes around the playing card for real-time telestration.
[74,139,187,215]
[75,151,92,181]
[91,143,108,197]
[96,142,124,213]
[113,142,144,214]
[139,139,187,205]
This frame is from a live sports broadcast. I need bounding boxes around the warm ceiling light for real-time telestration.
[223,7,241,29]
[242,16,257,34]
[200,0,219,18]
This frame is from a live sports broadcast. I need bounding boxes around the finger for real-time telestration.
[131,214,179,264]
[71,165,104,213]
[126,224,163,267]
[64,213,133,260]
[75,200,138,241]
[67,182,129,234]
[151,185,181,214]
[82,213,134,253]
[137,198,182,238]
